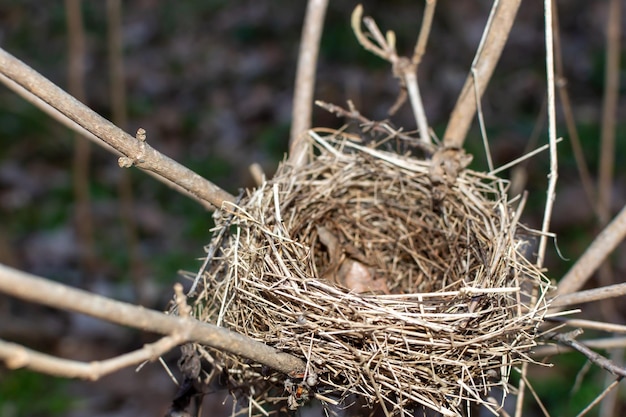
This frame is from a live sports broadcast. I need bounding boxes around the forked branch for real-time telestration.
[0,47,235,209]
[351,3,436,144]
[0,264,306,377]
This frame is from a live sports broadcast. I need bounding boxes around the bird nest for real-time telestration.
[183,130,551,416]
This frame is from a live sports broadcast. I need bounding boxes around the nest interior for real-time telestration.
[185,131,550,416]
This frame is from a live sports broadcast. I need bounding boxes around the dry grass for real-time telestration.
[185,130,551,416]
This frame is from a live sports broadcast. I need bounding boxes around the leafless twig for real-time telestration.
[550,330,626,378]
[0,263,306,377]
[443,0,522,148]
[0,47,235,209]
[0,335,181,380]
[351,4,434,144]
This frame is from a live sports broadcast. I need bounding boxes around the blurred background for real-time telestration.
[0,0,624,416]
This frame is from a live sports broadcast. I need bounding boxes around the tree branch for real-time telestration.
[0,336,180,380]
[0,264,306,377]
[288,0,328,168]
[552,282,626,308]
[555,203,626,296]
[0,47,235,209]
[443,0,521,148]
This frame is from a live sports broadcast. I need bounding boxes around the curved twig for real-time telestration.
[0,47,235,209]
[0,264,306,377]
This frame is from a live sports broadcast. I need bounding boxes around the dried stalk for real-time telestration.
[443,0,521,148]
[0,47,235,209]
[351,4,434,144]
[288,0,328,168]
[0,263,306,376]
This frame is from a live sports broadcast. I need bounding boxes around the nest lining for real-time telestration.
[184,131,550,416]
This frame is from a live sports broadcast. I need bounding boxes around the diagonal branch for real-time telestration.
[556,203,626,296]
[443,0,522,148]
[0,263,306,377]
[0,47,235,209]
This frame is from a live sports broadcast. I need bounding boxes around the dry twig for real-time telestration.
[0,263,306,377]
[351,4,434,144]
[556,203,626,296]
[0,47,235,209]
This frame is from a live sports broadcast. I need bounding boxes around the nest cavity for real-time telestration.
[185,131,550,416]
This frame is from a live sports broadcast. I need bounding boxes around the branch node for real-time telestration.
[118,156,134,168]
[136,127,147,142]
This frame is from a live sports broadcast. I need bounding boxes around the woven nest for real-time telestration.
[184,131,551,416]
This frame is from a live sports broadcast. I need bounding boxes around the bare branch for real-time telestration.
[556,203,626,296]
[0,264,306,376]
[411,0,437,67]
[0,47,235,209]
[289,0,328,168]
[550,330,626,378]
[552,282,626,307]
[351,5,431,144]
[0,336,180,380]
[443,0,522,148]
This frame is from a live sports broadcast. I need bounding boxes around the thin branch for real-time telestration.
[411,0,437,67]
[351,5,431,144]
[575,378,621,417]
[536,0,559,268]
[0,47,235,209]
[546,317,626,334]
[0,335,180,380]
[0,263,306,376]
[552,282,626,307]
[533,337,626,357]
[597,0,622,225]
[288,0,328,168]
[443,0,522,148]
[555,203,626,296]
[550,331,626,378]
